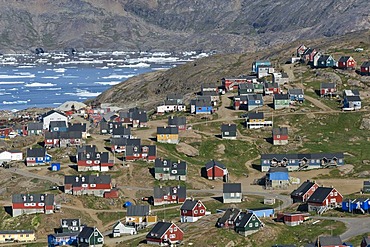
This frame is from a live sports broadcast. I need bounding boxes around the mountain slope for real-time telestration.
[0,0,369,53]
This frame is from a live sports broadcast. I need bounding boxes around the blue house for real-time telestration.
[48,232,78,247]
[246,94,263,111]
[247,208,274,218]
[252,60,272,73]
[190,99,213,114]
[26,147,52,166]
[317,55,336,68]
[265,167,289,189]
[342,198,370,214]
[288,88,304,103]
[51,163,61,171]
[49,121,68,132]
[260,153,344,172]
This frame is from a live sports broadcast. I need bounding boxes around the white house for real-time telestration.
[42,110,68,130]
[0,150,23,164]
[112,221,137,237]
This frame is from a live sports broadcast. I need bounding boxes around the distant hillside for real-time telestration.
[0,0,369,53]
[92,30,370,109]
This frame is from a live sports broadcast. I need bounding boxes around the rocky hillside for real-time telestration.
[93,30,370,108]
[0,0,369,53]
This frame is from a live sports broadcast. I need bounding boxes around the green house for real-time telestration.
[253,83,264,94]
[77,227,104,247]
[317,55,336,68]
[154,158,187,181]
[274,94,290,110]
[234,212,262,236]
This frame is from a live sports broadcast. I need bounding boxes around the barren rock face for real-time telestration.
[0,0,369,53]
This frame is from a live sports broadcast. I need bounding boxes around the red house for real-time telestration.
[361,61,370,76]
[272,127,288,145]
[320,83,337,97]
[277,212,310,226]
[153,186,186,206]
[104,188,119,198]
[146,222,183,246]
[291,180,319,203]
[204,160,228,182]
[222,77,257,92]
[77,151,113,172]
[307,186,343,214]
[180,199,207,222]
[264,82,280,95]
[12,193,55,217]
[296,44,307,57]
[125,145,156,162]
[0,126,13,138]
[64,174,113,197]
[337,56,356,70]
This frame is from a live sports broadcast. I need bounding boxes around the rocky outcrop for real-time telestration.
[0,0,369,53]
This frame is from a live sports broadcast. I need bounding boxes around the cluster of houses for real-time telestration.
[295,44,370,75]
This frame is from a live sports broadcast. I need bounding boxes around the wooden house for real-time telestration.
[338,56,356,70]
[26,147,51,166]
[12,193,55,217]
[361,236,370,247]
[238,83,254,95]
[265,167,290,189]
[264,82,280,95]
[342,198,370,214]
[42,110,68,130]
[233,95,248,110]
[361,61,370,76]
[168,116,186,130]
[153,186,186,206]
[320,83,337,97]
[223,183,242,203]
[111,126,131,139]
[343,89,361,110]
[190,99,213,114]
[296,44,307,57]
[77,150,113,172]
[290,180,319,203]
[252,60,272,73]
[316,55,336,68]
[26,122,43,136]
[216,208,241,228]
[317,236,346,247]
[157,126,179,144]
[0,230,35,244]
[234,212,262,236]
[112,221,137,237]
[126,205,157,226]
[154,158,187,181]
[307,187,343,214]
[276,212,310,226]
[124,145,156,162]
[110,138,141,153]
[272,127,288,145]
[180,199,207,222]
[246,112,272,129]
[288,88,304,103]
[260,153,344,172]
[64,174,113,197]
[272,72,289,85]
[221,124,237,140]
[77,227,104,247]
[246,94,263,111]
[146,222,183,246]
[273,94,290,110]
[221,76,257,92]
[204,160,228,181]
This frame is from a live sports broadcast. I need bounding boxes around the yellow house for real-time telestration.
[125,205,157,225]
[157,126,179,144]
[0,230,36,243]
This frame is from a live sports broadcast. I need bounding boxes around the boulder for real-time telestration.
[176,142,199,157]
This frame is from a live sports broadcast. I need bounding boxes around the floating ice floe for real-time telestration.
[25,82,57,87]
[0,81,24,85]
[95,81,121,86]
[0,74,35,79]
[101,74,135,79]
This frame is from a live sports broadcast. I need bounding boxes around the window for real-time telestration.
[255,222,259,227]
[164,196,168,199]
[255,100,260,104]
[200,209,205,213]
[224,131,229,135]
[94,232,98,236]
[172,195,176,199]
[91,184,96,187]
[86,160,92,164]
[235,193,240,197]
[276,135,280,138]
[249,223,253,227]
[174,227,177,232]
[97,238,103,242]
[170,234,176,239]
[334,192,338,196]
[183,210,187,214]
[171,170,178,174]
[194,210,198,214]
[230,193,235,197]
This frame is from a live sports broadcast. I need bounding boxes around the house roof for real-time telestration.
[110,138,141,146]
[205,160,226,170]
[64,174,111,186]
[346,95,361,102]
[320,83,336,89]
[268,167,289,173]
[69,123,87,132]
[60,218,81,228]
[307,187,335,203]
[217,208,241,225]
[272,127,288,136]
[288,88,304,95]
[291,180,317,197]
[49,121,67,129]
[126,205,150,217]
[180,199,205,211]
[112,126,131,136]
[146,222,173,239]
[78,226,97,239]
[223,183,241,193]
[246,94,263,101]
[59,131,83,139]
[27,122,43,130]
[168,116,186,126]
[318,236,343,246]
[45,131,60,139]
[191,98,212,107]
[26,147,46,157]
[338,56,352,63]
[364,181,370,186]
[221,124,237,133]
[164,99,180,105]
[261,153,344,161]
[42,110,67,118]
[361,61,370,67]
[264,82,279,89]
[77,145,97,154]
[234,95,248,101]
[274,94,289,100]
[12,193,54,205]
[239,83,254,90]
[154,158,187,174]
[248,112,264,119]
[157,126,178,135]
[234,212,260,227]
[55,101,87,111]
[77,151,109,163]
[317,55,333,62]
[153,186,186,199]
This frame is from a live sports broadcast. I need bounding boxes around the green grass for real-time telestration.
[347,232,369,246]
[97,211,125,226]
